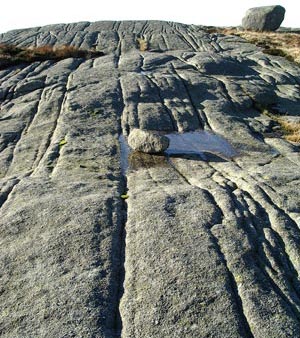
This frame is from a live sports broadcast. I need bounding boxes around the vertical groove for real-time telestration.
[0,178,20,211]
[208,224,255,338]
[115,77,128,337]
[170,62,204,129]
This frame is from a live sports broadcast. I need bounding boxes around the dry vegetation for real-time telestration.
[206,27,300,63]
[263,109,300,143]
[277,119,300,142]
[136,38,149,52]
[0,44,104,69]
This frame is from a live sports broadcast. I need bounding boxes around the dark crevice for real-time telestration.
[118,78,131,136]
[114,133,129,337]
[115,31,122,62]
[0,178,20,210]
[89,196,126,338]
[114,174,127,337]
[113,75,128,337]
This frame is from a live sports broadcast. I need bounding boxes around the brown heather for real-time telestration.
[279,119,300,142]
[0,44,104,69]
[137,38,148,51]
[262,109,300,143]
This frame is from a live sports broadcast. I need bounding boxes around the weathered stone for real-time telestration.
[128,128,169,153]
[242,5,286,31]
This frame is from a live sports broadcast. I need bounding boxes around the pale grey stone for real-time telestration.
[128,128,169,153]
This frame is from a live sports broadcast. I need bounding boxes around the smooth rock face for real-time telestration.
[0,20,300,338]
[128,129,169,153]
[242,5,286,31]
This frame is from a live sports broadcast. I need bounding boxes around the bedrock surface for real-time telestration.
[0,21,300,337]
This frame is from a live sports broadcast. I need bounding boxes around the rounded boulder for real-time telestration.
[242,5,285,32]
[128,129,169,154]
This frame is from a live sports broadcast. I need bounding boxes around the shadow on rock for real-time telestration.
[128,151,169,171]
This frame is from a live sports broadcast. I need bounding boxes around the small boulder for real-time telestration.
[242,5,285,31]
[128,129,169,154]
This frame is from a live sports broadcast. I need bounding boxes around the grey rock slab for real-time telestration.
[0,55,125,337]
[0,20,300,338]
[167,156,300,337]
[120,162,252,338]
[242,5,286,31]
[0,176,124,338]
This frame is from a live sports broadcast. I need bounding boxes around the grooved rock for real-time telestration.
[242,5,286,31]
[0,20,300,338]
[128,129,169,153]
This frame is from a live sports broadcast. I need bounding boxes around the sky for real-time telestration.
[0,0,298,34]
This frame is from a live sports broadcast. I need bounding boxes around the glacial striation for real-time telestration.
[0,20,300,338]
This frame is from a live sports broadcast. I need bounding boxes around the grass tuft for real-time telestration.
[278,119,300,142]
[137,37,148,52]
[262,109,300,143]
